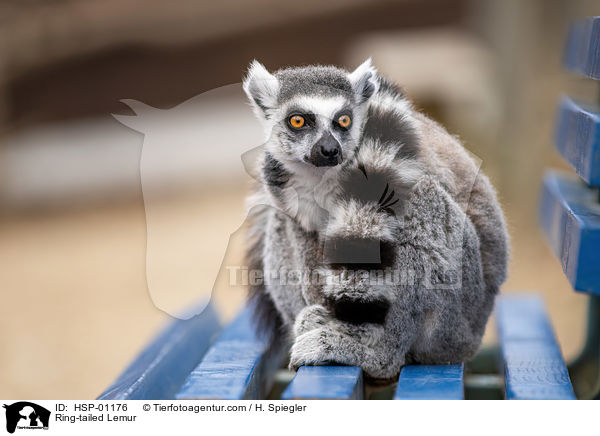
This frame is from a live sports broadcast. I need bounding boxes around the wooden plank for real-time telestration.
[496,294,576,400]
[564,17,600,80]
[175,305,284,400]
[97,302,220,400]
[281,366,363,400]
[394,364,464,400]
[539,171,600,294]
[555,96,600,186]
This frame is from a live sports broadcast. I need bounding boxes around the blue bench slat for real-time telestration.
[555,96,600,186]
[394,364,464,400]
[564,17,600,79]
[281,366,363,400]
[175,305,283,400]
[97,302,220,400]
[539,171,600,294]
[496,295,576,400]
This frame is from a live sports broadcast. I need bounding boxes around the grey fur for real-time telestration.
[243,60,509,379]
[276,65,354,103]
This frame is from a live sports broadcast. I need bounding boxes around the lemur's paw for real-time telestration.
[293,305,331,337]
[289,328,357,370]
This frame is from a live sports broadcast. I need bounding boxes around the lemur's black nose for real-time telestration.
[309,132,342,167]
[321,144,339,157]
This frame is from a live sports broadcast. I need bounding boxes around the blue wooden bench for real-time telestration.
[536,16,600,400]
[99,17,600,401]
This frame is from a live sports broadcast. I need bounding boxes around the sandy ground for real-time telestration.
[0,186,589,398]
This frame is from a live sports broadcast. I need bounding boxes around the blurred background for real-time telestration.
[1,0,598,398]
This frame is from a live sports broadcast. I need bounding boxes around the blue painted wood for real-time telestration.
[281,366,363,400]
[394,364,464,400]
[496,294,576,400]
[175,304,284,400]
[539,171,600,294]
[555,96,600,186]
[564,17,600,79]
[97,302,220,400]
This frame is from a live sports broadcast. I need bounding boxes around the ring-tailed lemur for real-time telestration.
[242,59,509,380]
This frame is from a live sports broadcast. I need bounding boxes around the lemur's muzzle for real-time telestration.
[309,132,343,167]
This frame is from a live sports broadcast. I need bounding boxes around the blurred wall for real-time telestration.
[0,0,466,131]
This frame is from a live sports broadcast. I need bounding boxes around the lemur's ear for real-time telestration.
[348,58,378,104]
[243,60,279,119]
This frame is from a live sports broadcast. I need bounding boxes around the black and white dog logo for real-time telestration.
[3,402,50,434]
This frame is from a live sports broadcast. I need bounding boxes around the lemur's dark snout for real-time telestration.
[309,132,343,167]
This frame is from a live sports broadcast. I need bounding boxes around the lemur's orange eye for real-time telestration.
[338,115,351,128]
[289,115,305,129]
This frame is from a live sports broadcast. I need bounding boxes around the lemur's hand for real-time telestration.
[293,305,331,337]
[289,320,394,378]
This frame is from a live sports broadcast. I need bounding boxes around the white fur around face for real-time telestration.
[290,95,348,121]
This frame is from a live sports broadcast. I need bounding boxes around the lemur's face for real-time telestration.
[277,95,355,167]
[243,59,378,169]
